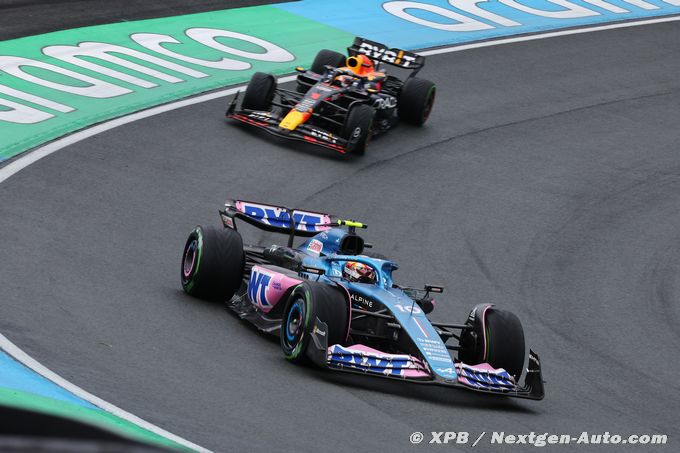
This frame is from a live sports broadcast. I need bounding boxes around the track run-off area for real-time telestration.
[1,2,680,452]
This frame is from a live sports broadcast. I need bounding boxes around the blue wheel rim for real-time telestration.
[285,298,305,346]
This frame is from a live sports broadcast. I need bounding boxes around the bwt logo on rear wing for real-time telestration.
[221,199,333,236]
[348,37,425,71]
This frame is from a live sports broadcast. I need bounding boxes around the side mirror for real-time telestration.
[302,265,325,276]
[425,284,444,294]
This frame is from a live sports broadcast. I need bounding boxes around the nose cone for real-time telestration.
[279,109,310,131]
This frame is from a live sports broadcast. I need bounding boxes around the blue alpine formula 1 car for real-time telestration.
[180,200,544,400]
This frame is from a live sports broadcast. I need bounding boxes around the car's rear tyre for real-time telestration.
[311,49,346,75]
[398,77,436,126]
[458,305,526,380]
[181,225,244,301]
[342,104,375,155]
[280,282,349,363]
[241,72,276,111]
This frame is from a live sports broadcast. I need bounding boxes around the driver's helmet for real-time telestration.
[342,261,376,284]
[333,74,353,87]
[346,54,375,76]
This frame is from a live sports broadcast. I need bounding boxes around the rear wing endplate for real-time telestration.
[348,37,425,73]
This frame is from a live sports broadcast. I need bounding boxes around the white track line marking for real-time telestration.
[419,14,680,56]
[0,76,297,184]
[0,332,210,452]
[1,13,679,452]
[3,15,680,185]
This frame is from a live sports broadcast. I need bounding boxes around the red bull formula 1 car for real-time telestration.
[226,37,436,155]
[180,200,544,400]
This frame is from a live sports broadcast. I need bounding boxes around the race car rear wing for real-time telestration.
[348,37,425,74]
[220,199,366,247]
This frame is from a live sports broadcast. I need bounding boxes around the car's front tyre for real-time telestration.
[241,72,276,111]
[342,104,375,155]
[458,305,526,380]
[281,282,349,363]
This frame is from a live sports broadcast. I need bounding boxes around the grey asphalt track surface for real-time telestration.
[2,22,680,453]
[0,0,291,40]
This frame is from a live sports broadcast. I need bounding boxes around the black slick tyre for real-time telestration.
[341,104,375,155]
[311,49,346,75]
[280,282,349,363]
[241,72,276,111]
[459,306,526,380]
[484,308,526,380]
[181,225,244,301]
[398,77,436,126]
